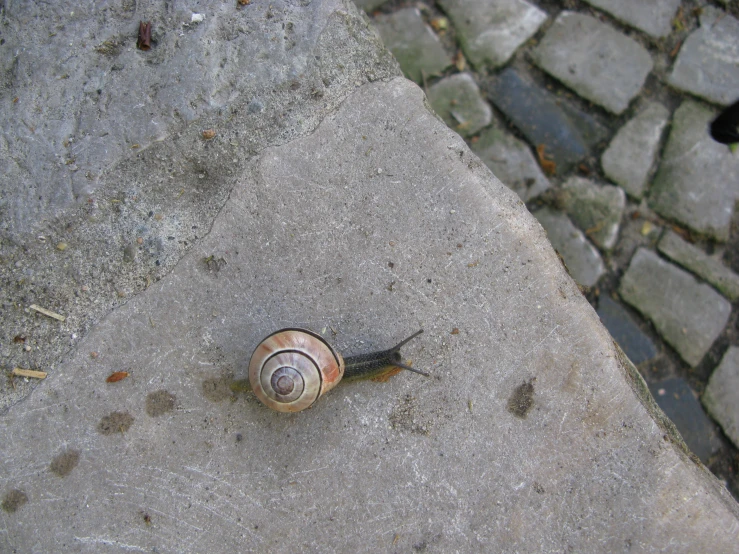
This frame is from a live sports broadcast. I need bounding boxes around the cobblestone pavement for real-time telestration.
[360,0,739,499]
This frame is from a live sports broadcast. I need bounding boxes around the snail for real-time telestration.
[248,328,428,412]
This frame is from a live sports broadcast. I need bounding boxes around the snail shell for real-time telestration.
[248,328,344,413]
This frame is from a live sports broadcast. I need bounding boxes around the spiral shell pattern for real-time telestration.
[248,329,345,412]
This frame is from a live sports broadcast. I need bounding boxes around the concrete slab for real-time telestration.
[0,0,401,414]
[532,12,653,115]
[2,77,739,552]
[437,0,546,69]
[668,7,739,106]
[649,100,739,241]
[373,8,452,84]
[582,0,681,38]
[0,0,398,239]
[601,102,670,200]
[704,347,739,450]
[619,248,732,367]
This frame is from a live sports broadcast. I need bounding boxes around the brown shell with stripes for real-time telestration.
[248,329,345,412]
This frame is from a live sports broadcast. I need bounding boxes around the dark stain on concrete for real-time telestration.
[98,411,135,435]
[146,390,176,417]
[202,376,236,402]
[508,380,535,419]
[50,449,80,477]
[2,489,28,513]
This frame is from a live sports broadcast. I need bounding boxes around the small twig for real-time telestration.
[29,304,65,322]
[12,368,47,379]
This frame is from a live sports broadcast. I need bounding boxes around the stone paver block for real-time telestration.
[601,102,670,199]
[703,347,739,450]
[649,378,722,464]
[374,8,452,84]
[471,127,551,201]
[619,248,731,366]
[669,7,739,106]
[583,0,681,38]
[658,231,739,301]
[557,177,626,251]
[534,207,605,287]
[649,101,739,241]
[437,0,547,69]
[488,68,608,174]
[532,12,654,115]
[427,73,492,137]
[597,295,658,365]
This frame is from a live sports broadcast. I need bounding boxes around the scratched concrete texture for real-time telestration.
[2,1,739,552]
[0,0,399,413]
[2,76,739,552]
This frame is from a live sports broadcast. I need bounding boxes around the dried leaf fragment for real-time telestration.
[106,371,130,383]
[454,51,466,72]
[536,144,557,175]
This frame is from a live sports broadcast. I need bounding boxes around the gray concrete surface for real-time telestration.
[3,74,739,553]
[2,1,739,551]
[0,0,400,413]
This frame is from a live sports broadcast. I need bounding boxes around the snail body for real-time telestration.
[248,328,426,412]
